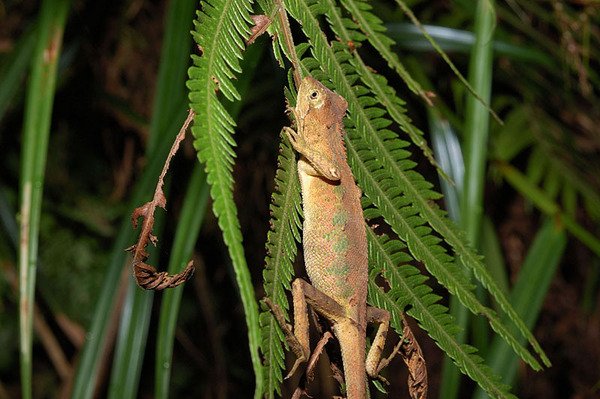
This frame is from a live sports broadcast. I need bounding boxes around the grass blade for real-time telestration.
[107,282,154,399]
[154,165,209,398]
[440,1,496,397]
[147,0,197,154]
[387,23,554,67]
[429,112,463,222]
[0,26,36,124]
[18,2,70,398]
[498,161,600,257]
[480,217,509,296]
[102,1,197,396]
[69,106,187,399]
[473,219,566,399]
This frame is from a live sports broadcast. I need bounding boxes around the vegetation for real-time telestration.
[0,0,598,398]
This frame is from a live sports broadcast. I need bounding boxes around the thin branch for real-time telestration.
[275,0,302,86]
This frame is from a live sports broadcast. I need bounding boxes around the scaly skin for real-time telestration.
[282,77,386,399]
[266,76,426,399]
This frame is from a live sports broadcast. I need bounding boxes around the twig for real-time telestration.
[54,313,86,349]
[275,0,302,87]
[34,306,72,380]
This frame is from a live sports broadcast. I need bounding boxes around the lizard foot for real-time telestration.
[283,126,306,152]
[283,127,340,181]
[263,297,309,378]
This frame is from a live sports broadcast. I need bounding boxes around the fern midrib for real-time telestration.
[373,96,549,365]
[340,0,425,100]
[322,0,432,160]
[194,0,262,395]
[368,285,511,399]
[205,100,264,391]
[206,0,241,102]
[346,139,540,371]
[266,155,298,305]
[263,148,299,394]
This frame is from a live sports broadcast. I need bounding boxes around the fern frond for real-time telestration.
[259,133,302,399]
[366,230,517,399]
[391,0,500,122]
[321,0,438,170]
[285,0,544,374]
[353,134,540,371]
[338,0,426,102]
[187,0,264,395]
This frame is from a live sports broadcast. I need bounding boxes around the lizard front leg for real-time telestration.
[283,126,341,181]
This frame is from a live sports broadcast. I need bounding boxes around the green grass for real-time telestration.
[18,2,71,398]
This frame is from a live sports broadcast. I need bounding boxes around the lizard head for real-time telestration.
[296,76,348,123]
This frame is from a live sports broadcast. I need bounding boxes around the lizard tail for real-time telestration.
[334,322,367,399]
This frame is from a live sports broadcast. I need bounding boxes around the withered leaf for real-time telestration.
[399,314,428,399]
[127,110,196,291]
[246,15,272,45]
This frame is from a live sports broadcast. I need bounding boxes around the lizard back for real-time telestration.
[295,78,368,323]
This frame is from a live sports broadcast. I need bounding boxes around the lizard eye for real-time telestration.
[310,91,319,99]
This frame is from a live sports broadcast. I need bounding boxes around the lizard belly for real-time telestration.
[298,159,368,311]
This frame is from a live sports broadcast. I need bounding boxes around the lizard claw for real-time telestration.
[284,126,304,150]
[285,356,307,380]
[328,167,340,180]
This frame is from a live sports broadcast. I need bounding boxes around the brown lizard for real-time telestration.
[270,76,397,398]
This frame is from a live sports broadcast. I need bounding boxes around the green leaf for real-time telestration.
[473,219,566,399]
[499,161,600,258]
[367,231,517,399]
[259,132,302,398]
[187,0,264,396]
[155,166,210,398]
[339,0,428,101]
[19,2,71,398]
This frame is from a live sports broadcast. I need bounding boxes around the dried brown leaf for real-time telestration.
[246,15,272,45]
[127,110,196,291]
[399,314,428,399]
[306,331,333,382]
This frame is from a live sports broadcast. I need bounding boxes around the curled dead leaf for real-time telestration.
[126,110,196,291]
[400,315,428,399]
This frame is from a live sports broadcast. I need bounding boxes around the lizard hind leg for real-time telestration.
[365,306,392,383]
[365,309,428,399]
[264,285,310,379]
[265,278,347,380]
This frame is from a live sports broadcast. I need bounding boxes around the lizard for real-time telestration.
[269,76,397,399]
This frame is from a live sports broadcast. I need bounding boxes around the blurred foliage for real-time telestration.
[38,214,108,327]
